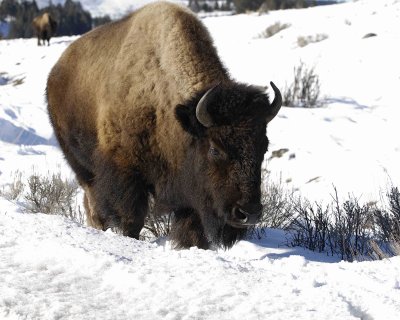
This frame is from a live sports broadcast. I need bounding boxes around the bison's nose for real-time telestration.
[229,203,262,227]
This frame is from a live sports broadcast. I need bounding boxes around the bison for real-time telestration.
[46,2,282,249]
[32,12,57,46]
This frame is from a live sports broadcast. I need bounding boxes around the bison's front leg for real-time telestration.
[83,186,106,230]
[91,153,149,239]
[170,208,209,249]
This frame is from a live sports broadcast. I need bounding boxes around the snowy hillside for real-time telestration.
[1,0,400,318]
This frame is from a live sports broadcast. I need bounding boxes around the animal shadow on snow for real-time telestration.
[324,97,369,110]
[247,232,340,263]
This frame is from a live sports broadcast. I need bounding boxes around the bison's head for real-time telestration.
[175,82,282,248]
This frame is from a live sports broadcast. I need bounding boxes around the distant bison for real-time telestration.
[32,12,57,46]
[46,2,282,249]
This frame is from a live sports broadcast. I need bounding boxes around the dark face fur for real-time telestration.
[175,83,281,248]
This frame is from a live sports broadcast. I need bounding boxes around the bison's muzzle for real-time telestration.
[228,203,263,228]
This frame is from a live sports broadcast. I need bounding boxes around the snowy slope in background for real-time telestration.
[1,200,400,320]
[1,0,400,201]
[0,36,78,182]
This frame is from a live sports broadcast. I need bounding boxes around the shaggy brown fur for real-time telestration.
[32,12,57,46]
[46,2,282,249]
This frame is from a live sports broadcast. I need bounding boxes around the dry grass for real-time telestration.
[2,170,400,259]
[1,170,84,224]
[283,61,322,108]
[258,22,291,38]
[297,34,328,47]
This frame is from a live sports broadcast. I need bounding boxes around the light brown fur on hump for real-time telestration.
[47,1,230,175]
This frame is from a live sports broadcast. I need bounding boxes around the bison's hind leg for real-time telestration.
[170,208,209,249]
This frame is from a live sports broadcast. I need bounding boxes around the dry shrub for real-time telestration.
[328,190,375,261]
[1,170,85,224]
[297,34,328,47]
[0,171,25,200]
[248,170,295,239]
[286,192,375,261]
[285,186,400,261]
[372,187,400,257]
[141,197,173,241]
[286,198,330,253]
[12,77,25,86]
[258,22,291,38]
[23,172,80,218]
[283,61,322,108]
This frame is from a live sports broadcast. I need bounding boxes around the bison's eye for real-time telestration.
[209,147,220,157]
[208,143,227,162]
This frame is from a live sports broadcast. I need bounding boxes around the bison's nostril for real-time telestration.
[228,205,261,228]
[232,207,249,223]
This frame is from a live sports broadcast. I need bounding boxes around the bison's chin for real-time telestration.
[225,221,254,229]
[219,223,249,249]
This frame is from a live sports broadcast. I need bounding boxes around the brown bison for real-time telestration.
[46,2,282,249]
[32,12,57,46]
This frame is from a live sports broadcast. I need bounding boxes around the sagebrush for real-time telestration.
[283,61,322,108]
[248,170,294,239]
[2,170,399,259]
[285,186,400,261]
[297,34,328,47]
[1,171,84,224]
[258,22,291,38]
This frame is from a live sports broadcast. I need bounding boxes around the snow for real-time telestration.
[1,201,400,319]
[1,0,400,318]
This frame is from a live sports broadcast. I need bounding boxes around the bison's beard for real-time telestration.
[201,210,248,249]
[219,223,248,249]
[169,208,248,250]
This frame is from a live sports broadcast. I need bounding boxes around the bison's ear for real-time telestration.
[175,104,204,137]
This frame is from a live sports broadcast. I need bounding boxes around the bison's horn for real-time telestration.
[266,81,282,123]
[196,85,219,128]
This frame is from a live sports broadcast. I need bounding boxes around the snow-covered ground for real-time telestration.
[1,0,400,318]
[1,198,400,320]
